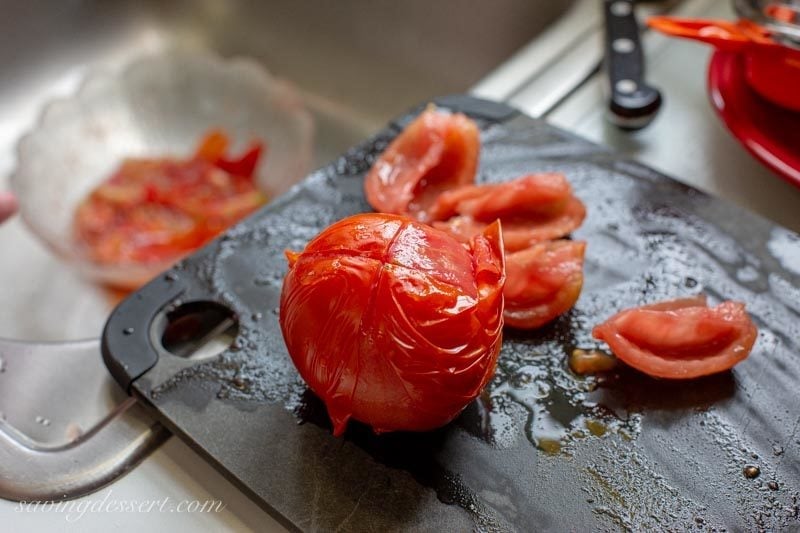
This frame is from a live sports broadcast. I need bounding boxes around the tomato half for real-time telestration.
[592,295,758,379]
[363,106,479,221]
[503,240,586,329]
[280,213,505,436]
[430,174,586,252]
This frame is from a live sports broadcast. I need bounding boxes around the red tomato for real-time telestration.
[430,174,586,252]
[279,213,505,436]
[592,295,758,379]
[363,106,479,221]
[503,240,586,329]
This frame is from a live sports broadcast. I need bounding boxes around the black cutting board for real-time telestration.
[103,95,800,532]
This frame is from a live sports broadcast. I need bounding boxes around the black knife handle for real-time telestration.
[604,0,662,130]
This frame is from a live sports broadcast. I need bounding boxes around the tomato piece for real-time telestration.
[364,105,479,220]
[280,214,505,436]
[427,173,572,222]
[592,295,758,379]
[503,240,586,329]
[433,196,586,252]
[74,200,204,264]
[428,174,586,252]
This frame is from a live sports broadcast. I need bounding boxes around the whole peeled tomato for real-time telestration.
[279,213,505,436]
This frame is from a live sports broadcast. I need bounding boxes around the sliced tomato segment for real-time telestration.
[427,173,572,222]
[592,295,758,379]
[362,109,589,331]
[363,105,479,220]
[433,195,586,252]
[503,240,586,329]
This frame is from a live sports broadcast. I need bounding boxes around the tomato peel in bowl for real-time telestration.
[279,213,505,436]
[73,130,267,284]
[592,294,758,379]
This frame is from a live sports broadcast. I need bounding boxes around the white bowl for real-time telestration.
[10,50,314,288]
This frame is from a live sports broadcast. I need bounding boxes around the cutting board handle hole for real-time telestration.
[159,301,239,360]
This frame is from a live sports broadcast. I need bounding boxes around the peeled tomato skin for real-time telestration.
[592,296,758,379]
[279,213,505,436]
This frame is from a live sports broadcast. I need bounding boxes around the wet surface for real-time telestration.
[109,99,800,532]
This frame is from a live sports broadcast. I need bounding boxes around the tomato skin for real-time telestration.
[363,106,479,221]
[74,131,266,270]
[279,213,505,436]
[592,295,758,379]
[213,143,265,177]
[503,240,586,329]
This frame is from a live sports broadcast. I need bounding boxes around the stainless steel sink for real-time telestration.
[0,0,579,342]
[0,0,583,503]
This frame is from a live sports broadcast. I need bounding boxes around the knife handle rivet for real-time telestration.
[610,1,632,17]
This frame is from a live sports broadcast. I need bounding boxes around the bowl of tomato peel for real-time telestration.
[11,51,313,289]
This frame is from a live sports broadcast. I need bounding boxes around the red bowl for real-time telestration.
[649,16,800,111]
[741,45,800,111]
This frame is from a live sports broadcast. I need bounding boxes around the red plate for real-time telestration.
[708,51,800,188]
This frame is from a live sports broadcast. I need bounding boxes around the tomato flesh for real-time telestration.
[503,240,586,329]
[280,213,505,435]
[427,173,572,222]
[433,197,586,253]
[592,295,758,379]
[430,174,586,252]
[364,106,479,220]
